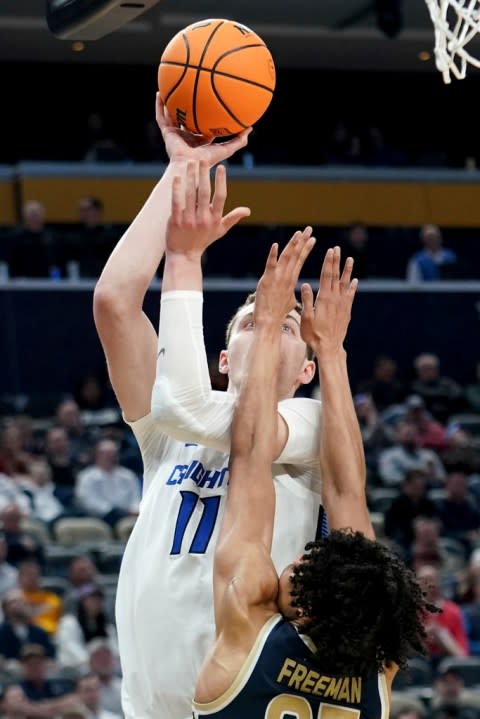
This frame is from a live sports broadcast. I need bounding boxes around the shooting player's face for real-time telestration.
[219,305,315,400]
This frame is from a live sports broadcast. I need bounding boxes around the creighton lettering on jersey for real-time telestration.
[166,460,229,489]
[192,615,390,719]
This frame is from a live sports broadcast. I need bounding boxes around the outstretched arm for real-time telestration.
[151,158,249,444]
[214,233,315,629]
[151,163,320,461]
[301,247,374,539]
[93,95,250,422]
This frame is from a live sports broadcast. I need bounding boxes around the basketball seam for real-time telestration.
[193,20,225,134]
[159,61,275,94]
[209,45,274,131]
[212,42,270,73]
[163,33,191,109]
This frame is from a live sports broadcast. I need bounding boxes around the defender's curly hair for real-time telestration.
[290,529,439,676]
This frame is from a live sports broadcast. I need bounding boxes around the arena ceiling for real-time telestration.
[0,0,465,73]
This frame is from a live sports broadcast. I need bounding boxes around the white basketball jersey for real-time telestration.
[116,412,321,719]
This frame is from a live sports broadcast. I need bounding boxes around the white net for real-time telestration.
[424,0,480,82]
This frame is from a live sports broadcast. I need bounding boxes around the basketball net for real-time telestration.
[424,0,480,82]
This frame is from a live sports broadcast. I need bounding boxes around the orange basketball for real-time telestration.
[158,18,276,139]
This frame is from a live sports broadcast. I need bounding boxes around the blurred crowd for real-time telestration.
[1,198,478,282]
[0,387,141,719]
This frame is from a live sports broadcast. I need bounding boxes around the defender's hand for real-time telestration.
[254,228,316,327]
[300,246,358,358]
[166,160,250,258]
[156,94,251,166]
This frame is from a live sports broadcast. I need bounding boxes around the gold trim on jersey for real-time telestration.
[192,613,283,715]
[378,672,390,719]
[298,631,318,654]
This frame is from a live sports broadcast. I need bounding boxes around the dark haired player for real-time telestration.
[192,245,436,719]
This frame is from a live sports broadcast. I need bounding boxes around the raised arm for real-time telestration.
[151,161,320,461]
[301,247,374,539]
[213,233,315,628]
[93,95,250,422]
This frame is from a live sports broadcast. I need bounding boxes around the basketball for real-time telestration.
[158,18,276,139]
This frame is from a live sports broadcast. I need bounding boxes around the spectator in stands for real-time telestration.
[75,440,140,528]
[411,353,464,423]
[44,427,78,508]
[88,639,122,716]
[404,394,450,452]
[19,643,70,702]
[354,392,392,479]
[430,667,480,717]
[11,414,42,456]
[323,119,349,163]
[68,197,117,279]
[436,470,480,555]
[0,505,45,567]
[406,224,458,282]
[74,376,109,412]
[0,473,32,515]
[0,423,32,477]
[19,459,66,527]
[409,517,447,572]
[417,564,469,667]
[75,673,120,719]
[377,421,447,487]
[357,354,406,410]
[83,111,130,164]
[0,533,18,600]
[384,469,440,549]
[17,560,62,636]
[0,589,55,662]
[442,429,480,477]
[63,556,99,613]
[364,125,408,167]
[341,222,377,279]
[456,549,480,603]
[460,562,480,655]
[55,400,97,468]
[7,201,63,279]
[56,585,118,675]
[324,119,361,164]
[465,361,480,414]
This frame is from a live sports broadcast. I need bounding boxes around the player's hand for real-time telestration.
[300,246,358,358]
[166,160,250,257]
[156,94,251,166]
[254,228,316,327]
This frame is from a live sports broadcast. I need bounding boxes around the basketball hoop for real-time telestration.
[424,0,480,82]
